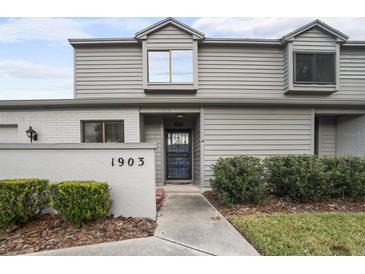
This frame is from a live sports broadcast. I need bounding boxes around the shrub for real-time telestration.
[264,155,329,202]
[0,178,49,226]
[49,181,110,226]
[321,156,365,200]
[211,155,267,205]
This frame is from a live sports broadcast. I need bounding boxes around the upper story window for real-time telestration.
[148,50,193,83]
[82,120,124,143]
[294,53,335,84]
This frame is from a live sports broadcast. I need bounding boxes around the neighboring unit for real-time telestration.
[1,18,365,190]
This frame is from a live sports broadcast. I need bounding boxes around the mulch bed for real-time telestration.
[0,214,156,256]
[203,191,365,217]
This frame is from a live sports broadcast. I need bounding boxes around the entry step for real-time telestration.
[161,184,201,195]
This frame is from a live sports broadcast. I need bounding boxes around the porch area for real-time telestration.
[315,114,365,156]
[140,112,201,186]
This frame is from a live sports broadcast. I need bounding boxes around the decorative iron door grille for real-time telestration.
[165,130,192,180]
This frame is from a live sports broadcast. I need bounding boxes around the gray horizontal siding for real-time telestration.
[143,115,164,184]
[75,46,143,98]
[336,115,365,156]
[193,116,201,185]
[202,107,313,186]
[283,44,289,92]
[198,45,285,97]
[338,48,365,100]
[293,27,337,51]
[73,28,365,101]
[147,24,193,49]
[318,116,336,156]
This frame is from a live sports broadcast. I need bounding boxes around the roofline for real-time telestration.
[203,38,281,45]
[69,37,284,46]
[68,38,139,46]
[0,98,364,110]
[204,39,365,46]
[135,17,205,40]
[343,41,365,47]
[67,18,356,47]
[67,37,365,47]
[281,19,349,43]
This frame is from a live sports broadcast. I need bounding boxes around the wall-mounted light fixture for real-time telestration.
[176,113,184,119]
[26,126,38,143]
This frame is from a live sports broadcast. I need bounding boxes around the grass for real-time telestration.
[229,212,365,256]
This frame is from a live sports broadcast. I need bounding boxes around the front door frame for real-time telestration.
[165,129,192,181]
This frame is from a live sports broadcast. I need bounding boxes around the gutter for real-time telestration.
[342,41,365,47]
[67,37,365,47]
[0,97,364,110]
[202,38,281,46]
[68,38,139,46]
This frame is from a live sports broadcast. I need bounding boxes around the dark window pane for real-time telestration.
[148,51,169,82]
[315,54,335,83]
[296,54,313,82]
[171,50,193,82]
[105,122,124,143]
[84,122,102,143]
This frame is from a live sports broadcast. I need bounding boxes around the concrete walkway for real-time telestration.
[155,188,259,256]
[30,186,259,256]
[31,237,208,256]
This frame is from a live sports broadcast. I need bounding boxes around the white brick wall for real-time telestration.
[0,108,140,143]
[336,115,365,156]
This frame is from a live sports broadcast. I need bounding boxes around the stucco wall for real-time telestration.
[0,108,140,143]
[0,143,156,219]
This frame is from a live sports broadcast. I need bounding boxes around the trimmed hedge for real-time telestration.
[265,155,365,202]
[211,155,365,204]
[264,155,329,202]
[321,156,365,199]
[211,155,267,205]
[49,181,110,226]
[0,178,49,226]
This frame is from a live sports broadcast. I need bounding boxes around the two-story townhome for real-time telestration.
[0,17,364,190]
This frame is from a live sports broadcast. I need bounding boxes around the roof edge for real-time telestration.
[0,97,364,110]
[281,19,349,43]
[343,41,365,47]
[203,38,281,45]
[68,38,139,46]
[135,17,205,40]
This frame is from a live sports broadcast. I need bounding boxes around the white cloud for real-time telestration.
[0,86,72,100]
[192,17,365,40]
[0,17,92,43]
[86,17,157,33]
[0,17,160,43]
[0,60,72,78]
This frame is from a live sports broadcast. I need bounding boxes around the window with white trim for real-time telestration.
[148,50,193,83]
[294,53,335,84]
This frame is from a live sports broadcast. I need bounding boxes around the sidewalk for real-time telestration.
[154,191,259,256]
[30,188,259,256]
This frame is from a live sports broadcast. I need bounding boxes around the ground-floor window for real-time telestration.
[82,120,124,143]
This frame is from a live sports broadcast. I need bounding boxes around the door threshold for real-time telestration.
[165,180,192,185]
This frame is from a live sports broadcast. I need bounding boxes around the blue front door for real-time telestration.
[166,130,192,180]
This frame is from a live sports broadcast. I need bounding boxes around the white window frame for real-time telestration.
[147,49,193,84]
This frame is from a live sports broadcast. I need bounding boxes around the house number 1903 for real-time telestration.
[111,157,144,167]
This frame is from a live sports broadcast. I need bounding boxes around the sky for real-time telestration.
[1,17,365,100]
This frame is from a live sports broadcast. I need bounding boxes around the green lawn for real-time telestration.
[229,213,365,256]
